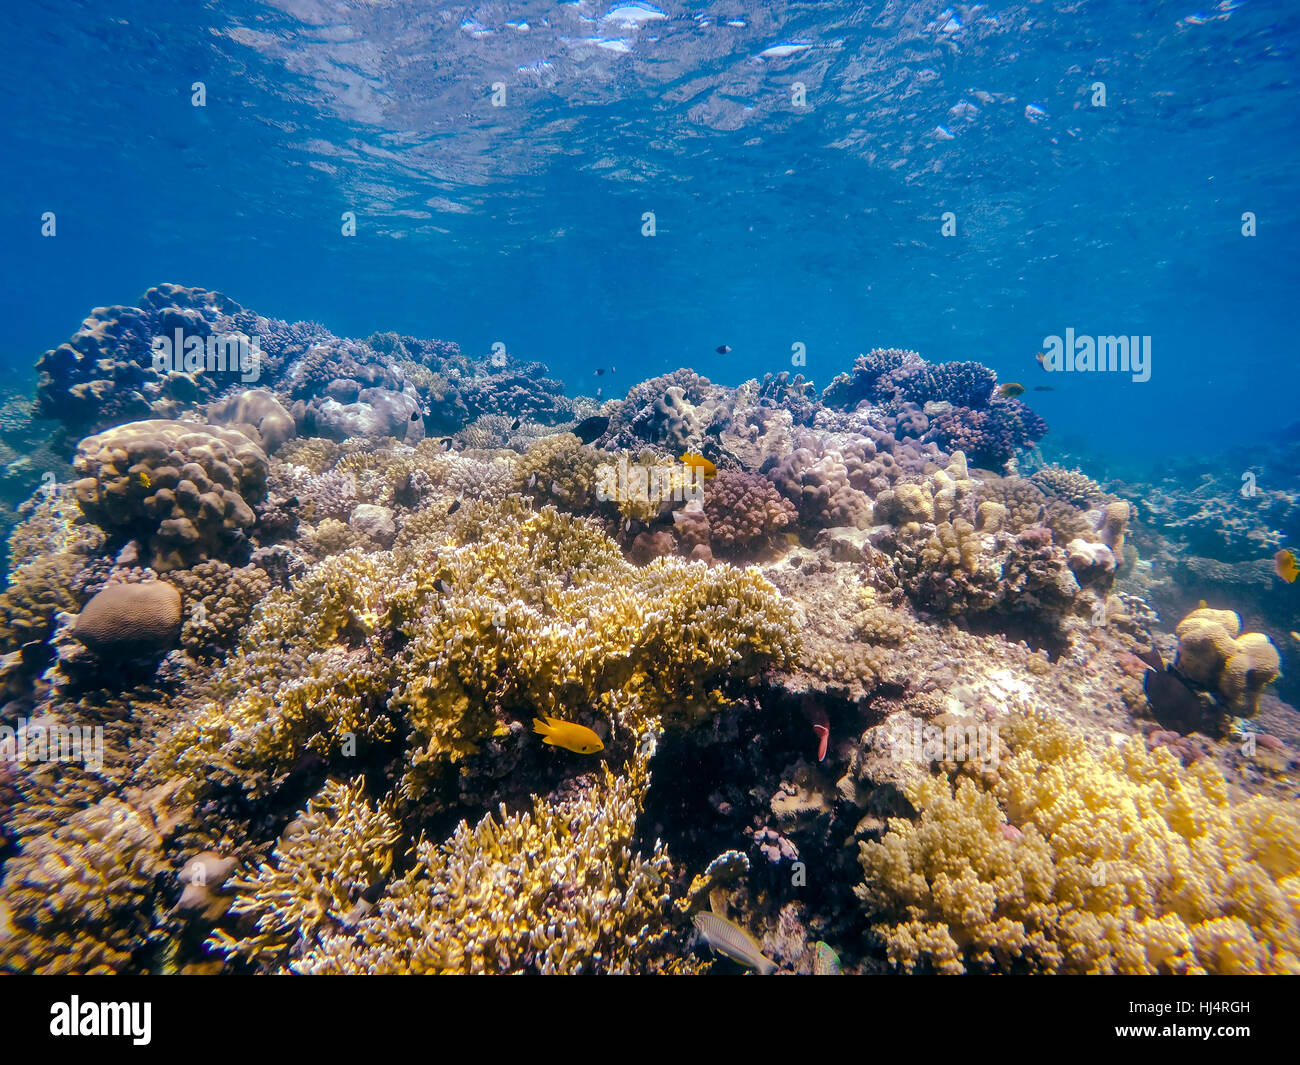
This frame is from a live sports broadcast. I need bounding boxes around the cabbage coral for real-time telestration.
[856,712,1300,974]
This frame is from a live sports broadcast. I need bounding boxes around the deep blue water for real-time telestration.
[2,0,1297,462]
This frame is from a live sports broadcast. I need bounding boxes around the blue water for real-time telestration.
[2,0,1297,461]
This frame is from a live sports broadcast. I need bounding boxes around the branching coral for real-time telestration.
[218,751,692,974]
[856,713,1300,974]
[149,501,799,804]
[0,782,184,974]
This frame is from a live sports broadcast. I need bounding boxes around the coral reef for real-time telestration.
[72,420,269,571]
[1174,608,1280,717]
[857,713,1300,974]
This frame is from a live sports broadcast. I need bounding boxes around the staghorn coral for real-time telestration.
[856,712,1300,974]
[72,419,269,571]
[211,777,400,970]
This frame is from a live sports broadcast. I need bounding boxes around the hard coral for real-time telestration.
[72,419,269,571]
[272,751,686,974]
[857,713,1300,974]
[703,469,796,558]
[1174,608,1280,717]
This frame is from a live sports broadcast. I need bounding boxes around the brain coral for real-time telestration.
[857,712,1300,974]
[72,419,269,571]
[1174,607,1281,717]
[73,580,183,656]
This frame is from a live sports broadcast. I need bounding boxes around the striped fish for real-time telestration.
[693,912,777,975]
[813,941,841,975]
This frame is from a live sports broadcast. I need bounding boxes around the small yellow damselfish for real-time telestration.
[680,453,717,478]
[532,716,604,754]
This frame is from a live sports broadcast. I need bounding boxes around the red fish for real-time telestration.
[801,696,830,762]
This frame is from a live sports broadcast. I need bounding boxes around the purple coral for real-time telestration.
[703,470,797,557]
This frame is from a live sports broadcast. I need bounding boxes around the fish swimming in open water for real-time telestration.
[532,716,604,754]
[693,911,776,974]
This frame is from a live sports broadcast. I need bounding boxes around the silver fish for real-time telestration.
[693,912,776,975]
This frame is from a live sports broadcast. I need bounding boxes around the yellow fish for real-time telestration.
[679,453,717,479]
[135,470,152,488]
[996,382,1025,399]
[1275,549,1299,584]
[532,716,604,754]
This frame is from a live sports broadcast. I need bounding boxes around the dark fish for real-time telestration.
[1138,647,1213,732]
[1033,386,1055,392]
[447,498,462,516]
[510,418,521,430]
[716,345,731,355]
[437,580,453,595]
[438,437,454,450]
[594,368,605,376]
[573,415,610,444]
[996,382,1026,399]
[410,410,421,422]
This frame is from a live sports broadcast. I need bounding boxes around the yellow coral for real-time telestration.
[1175,608,1281,715]
[221,748,694,974]
[857,712,1300,974]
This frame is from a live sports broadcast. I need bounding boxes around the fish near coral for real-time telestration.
[532,716,604,754]
[1275,549,1299,584]
[812,941,841,975]
[680,453,717,479]
[693,911,777,975]
[996,382,1025,398]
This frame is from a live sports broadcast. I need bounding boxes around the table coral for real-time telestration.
[856,712,1300,974]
